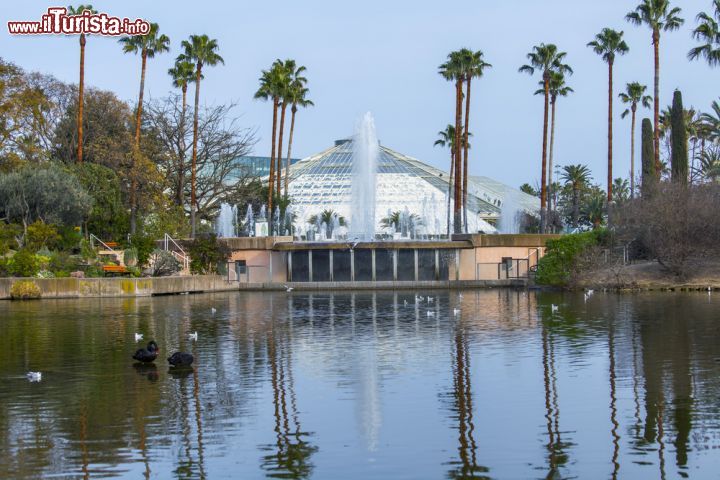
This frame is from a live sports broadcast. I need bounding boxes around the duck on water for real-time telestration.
[133,341,159,363]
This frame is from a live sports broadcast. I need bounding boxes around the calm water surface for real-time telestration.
[1,290,719,479]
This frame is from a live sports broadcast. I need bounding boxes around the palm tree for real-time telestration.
[613,177,631,203]
[254,61,286,218]
[695,148,720,182]
[534,71,573,213]
[588,28,629,203]
[560,164,591,228]
[274,60,296,198]
[459,49,491,232]
[689,0,720,66]
[583,191,606,229]
[435,125,471,235]
[67,4,97,164]
[700,99,720,143]
[439,51,466,234]
[119,23,170,234]
[619,82,652,198]
[308,209,345,238]
[519,44,573,233]
[283,65,313,197]
[168,60,197,206]
[177,35,224,237]
[626,0,684,174]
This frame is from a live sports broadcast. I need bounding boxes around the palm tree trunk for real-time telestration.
[190,65,202,238]
[690,139,697,185]
[462,77,472,234]
[276,102,288,198]
[284,104,297,197]
[77,34,86,164]
[453,78,463,234]
[540,76,550,233]
[130,50,148,235]
[447,150,455,236]
[268,97,279,220]
[630,105,637,199]
[573,186,579,228]
[548,96,557,218]
[653,30,661,175]
[177,85,187,206]
[607,60,614,203]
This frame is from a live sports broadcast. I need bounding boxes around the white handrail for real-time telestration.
[89,233,115,252]
[163,233,189,271]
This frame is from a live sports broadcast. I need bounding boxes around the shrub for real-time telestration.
[9,248,40,277]
[535,230,606,287]
[188,234,230,275]
[0,223,21,254]
[48,251,81,274]
[56,225,83,252]
[84,265,104,278]
[25,221,61,252]
[129,234,156,268]
[124,247,138,267]
[10,280,41,299]
[149,249,181,277]
[615,183,720,278]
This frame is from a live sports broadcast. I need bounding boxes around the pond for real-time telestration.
[1,290,719,479]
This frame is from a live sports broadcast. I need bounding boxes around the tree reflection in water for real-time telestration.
[445,313,489,480]
[260,320,317,479]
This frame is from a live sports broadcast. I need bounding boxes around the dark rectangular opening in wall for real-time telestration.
[418,249,436,281]
[438,250,451,280]
[375,249,393,281]
[354,249,372,281]
[312,250,330,282]
[397,249,415,281]
[333,250,351,282]
[291,251,310,282]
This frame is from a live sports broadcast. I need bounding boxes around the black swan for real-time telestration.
[133,341,159,363]
[168,352,194,367]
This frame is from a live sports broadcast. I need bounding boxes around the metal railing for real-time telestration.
[89,233,115,252]
[476,258,530,280]
[163,233,190,272]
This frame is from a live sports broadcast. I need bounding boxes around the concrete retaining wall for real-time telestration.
[0,275,235,300]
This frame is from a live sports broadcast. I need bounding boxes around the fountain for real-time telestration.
[216,203,237,238]
[349,112,379,241]
[498,191,525,234]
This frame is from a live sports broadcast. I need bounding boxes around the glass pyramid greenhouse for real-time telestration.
[284,138,539,235]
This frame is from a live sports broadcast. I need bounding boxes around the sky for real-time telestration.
[1,0,717,189]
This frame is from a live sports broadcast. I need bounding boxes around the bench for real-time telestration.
[102,265,131,277]
[104,241,120,249]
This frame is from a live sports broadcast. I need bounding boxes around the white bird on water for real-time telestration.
[551,304,559,313]
[403,300,408,306]
[427,296,434,303]
[427,310,435,316]
[26,372,42,382]
[188,331,198,342]
[211,307,217,314]
[134,333,143,342]
[283,285,294,292]
[416,295,424,302]
[453,308,461,316]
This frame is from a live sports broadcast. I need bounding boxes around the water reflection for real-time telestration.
[0,291,719,478]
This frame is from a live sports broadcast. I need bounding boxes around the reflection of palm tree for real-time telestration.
[608,321,620,480]
[446,324,489,479]
[261,326,317,478]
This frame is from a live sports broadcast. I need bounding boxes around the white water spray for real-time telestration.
[350,112,379,240]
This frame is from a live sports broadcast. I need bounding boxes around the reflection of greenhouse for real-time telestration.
[285,138,539,235]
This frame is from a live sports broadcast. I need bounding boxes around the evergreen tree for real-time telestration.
[641,118,657,195]
[670,90,688,184]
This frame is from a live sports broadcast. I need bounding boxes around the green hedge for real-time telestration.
[535,230,607,287]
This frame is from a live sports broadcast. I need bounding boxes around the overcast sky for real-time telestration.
[2,0,716,188]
